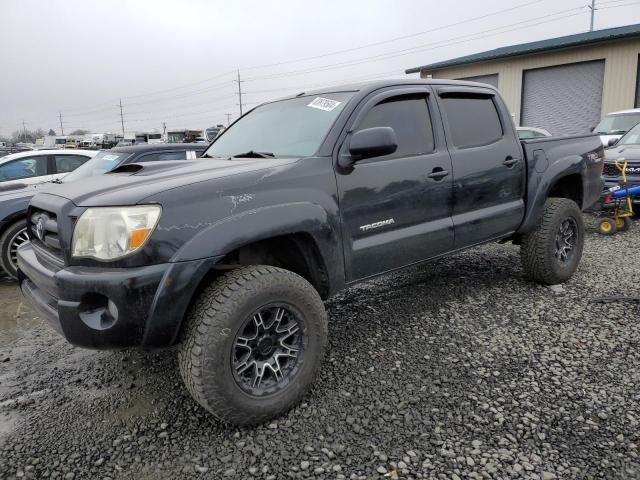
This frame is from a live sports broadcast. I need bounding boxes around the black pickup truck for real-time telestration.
[18,80,603,425]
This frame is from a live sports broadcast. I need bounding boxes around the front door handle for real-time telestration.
[427,168,449,181]
[503,156,519,167]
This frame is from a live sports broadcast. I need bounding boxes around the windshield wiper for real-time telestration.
[232,150,275,159]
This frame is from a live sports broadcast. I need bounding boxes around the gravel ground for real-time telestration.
[1,215,639,480]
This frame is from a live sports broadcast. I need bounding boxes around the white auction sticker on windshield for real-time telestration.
[102,154,119,161]
[307,97,341,112]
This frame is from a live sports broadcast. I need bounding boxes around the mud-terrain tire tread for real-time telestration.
[178,265,327,425]
[520,198,583,285]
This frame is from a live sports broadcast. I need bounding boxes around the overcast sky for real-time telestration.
[1,0,639,137]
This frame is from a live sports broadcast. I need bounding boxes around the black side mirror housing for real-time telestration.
[607,138,618,147]
[348,126,398,161]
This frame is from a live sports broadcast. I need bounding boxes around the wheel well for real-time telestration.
[548,174,583,208]
[214,233,330,299]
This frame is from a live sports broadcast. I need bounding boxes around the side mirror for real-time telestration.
[348,127,398,161]
[607,138,618,147]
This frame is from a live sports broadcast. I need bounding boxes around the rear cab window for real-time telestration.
[439,95,504,148]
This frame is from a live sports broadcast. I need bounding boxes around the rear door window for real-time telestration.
[440,95,503,148]
[356,94,434,160]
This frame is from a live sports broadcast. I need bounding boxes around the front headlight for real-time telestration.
[72,205,161,260]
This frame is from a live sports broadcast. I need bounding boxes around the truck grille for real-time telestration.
[603,163,619,177]
[29,208,64,265]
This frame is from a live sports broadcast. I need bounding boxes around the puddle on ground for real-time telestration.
[0,279,41,349]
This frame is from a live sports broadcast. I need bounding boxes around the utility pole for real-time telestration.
[234,70,245,117]
[162,122,167,139]
[225,113,232,126]
[59,112,64,135]
[119,99,125,137]
[588,0,597,31]
[22,121,27,142]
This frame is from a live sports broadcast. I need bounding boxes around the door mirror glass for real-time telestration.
[607,138,618,147]
[349,127,398,160]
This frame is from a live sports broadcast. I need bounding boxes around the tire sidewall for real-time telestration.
[197,272,326,420]
[0,221,27,280]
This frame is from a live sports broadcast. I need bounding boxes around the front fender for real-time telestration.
[170,202,345,293]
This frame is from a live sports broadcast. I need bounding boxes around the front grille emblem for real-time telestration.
[36,217,46,242]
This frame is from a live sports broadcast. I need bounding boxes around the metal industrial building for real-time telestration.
[406,24,640,135]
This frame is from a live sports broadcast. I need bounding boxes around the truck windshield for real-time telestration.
[62,151,132,183]
[204,92,353,158]
[618,123,640,145]
[594,113,640,134]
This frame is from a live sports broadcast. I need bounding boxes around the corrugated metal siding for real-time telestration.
[521,61,604,135]
[456,74,499,89]
[422,38,640,124]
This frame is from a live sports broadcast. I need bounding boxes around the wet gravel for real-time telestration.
[1,215,639,480]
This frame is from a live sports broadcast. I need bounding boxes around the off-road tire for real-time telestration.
[178,265,327,425]
[0,220,28,280]
[520,198,584,285]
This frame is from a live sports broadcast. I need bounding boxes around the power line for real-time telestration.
[239,0,546,72]
[244,7,588,82]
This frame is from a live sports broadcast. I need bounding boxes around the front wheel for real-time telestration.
[178,265,328,425]
[520,198,584,285]
[0,220,29,280]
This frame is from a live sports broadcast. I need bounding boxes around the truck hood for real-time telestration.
[604,144,640,162]
[39,157,300,207]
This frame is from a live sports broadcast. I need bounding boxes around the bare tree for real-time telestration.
[69,129,91,135]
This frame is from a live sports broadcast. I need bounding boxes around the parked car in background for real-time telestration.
[0,149,97,187]
[18,79,603,426]
[0,144,206,279]
[516,126,551,139]
[593,108,640,146]
[602,121,640,204]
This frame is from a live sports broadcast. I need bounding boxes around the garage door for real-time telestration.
[457,74,499,89]
[521,60,604,136]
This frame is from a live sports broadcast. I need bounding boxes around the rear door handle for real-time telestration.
[427,168,449,181]
[503,156,519,167]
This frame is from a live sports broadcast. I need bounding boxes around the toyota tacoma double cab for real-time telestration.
[18,80,604,425]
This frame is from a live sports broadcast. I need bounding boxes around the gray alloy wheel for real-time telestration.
[0,221,29,280]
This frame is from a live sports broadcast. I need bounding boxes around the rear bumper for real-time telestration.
[18,243,222,349]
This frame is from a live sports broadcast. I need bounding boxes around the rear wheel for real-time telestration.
[520,198,584,285]
[178,265,327,425]
[616,216,632,232]
[0,220,29,280]
[598,218,617,235]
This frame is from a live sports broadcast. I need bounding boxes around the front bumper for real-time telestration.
[18,243,222,349]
